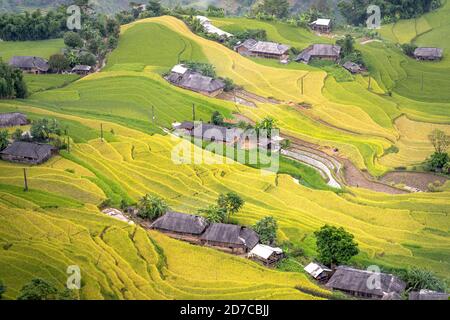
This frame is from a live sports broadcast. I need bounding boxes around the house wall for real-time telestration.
[312,25,331,33]
[201,240,247,254]
[154,230,203,244]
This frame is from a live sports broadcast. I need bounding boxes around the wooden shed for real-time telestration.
[248,244,284,266]
[200,223,259,254]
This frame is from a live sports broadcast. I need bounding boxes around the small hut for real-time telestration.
[310,19,332,33]
[413,47,443,61]
[326,266,406,299]
[409,290,449,300]
[72,65,92,75]
[304,262,333,281]
[151,211,208,243]
[0,141,56,164]
[200,223,259,254]
[0,112,28,128]
[248,244,284,266]
[173,121,242,144]
[342,61,364,74]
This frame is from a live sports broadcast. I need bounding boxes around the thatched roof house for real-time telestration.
[200,223,259,253]
[235,39,290,60]
[326,266,406,299]
[0,141,56,164]
[409,290,449,300]
[9,56,49,74]
[414,47,443,61]
[174,121,243,144]
[151,211,208,236]
[296,44,341,64]
[165,65,225,97]
[0,112,28,127]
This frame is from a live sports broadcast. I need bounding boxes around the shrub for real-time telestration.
[401,267,447,292]
[401,43,418,57]
[64,31,83,49]
[198,205,226,223]
[49,54,70,73]
[137,194,169,220]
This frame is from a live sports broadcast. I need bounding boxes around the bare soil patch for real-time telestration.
[380,171,449,191]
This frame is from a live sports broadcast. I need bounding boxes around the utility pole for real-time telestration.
[23,168,28,192]
[192,103,196,121]
[67,137,70,153]
[151,105,155,125]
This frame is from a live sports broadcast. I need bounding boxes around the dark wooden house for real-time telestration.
[174,121,242,144]
[150,211,208,243]
[0,141,56,164]
[342,61,364,74]
[326,266,406,299]
[310,19,332,33]
[234,39,290,60]
[296,44,341,64]
[0,112,29,128]
[72,65,92,75]
[200,223,259,254]
[9,56,49,74]
[413,47,444,61]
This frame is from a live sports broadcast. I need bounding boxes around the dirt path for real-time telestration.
[380,171,449,192]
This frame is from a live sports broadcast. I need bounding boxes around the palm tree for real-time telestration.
[137,194,169,220]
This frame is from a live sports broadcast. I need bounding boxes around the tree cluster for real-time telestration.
[199,192,245,223]
[426,129,450,174]
[137,194,169,220]
[0,60,27,99]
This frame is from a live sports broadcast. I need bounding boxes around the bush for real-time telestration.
[198,205,226,223]
[17,278,73,300]
[137,194,168,220]
[49,54,70,73]
[426,152,450,171]
[401,43,418,57]
[79,52,97,67]
[401,267,447,292]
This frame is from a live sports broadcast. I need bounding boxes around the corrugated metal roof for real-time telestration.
[304,262,332,278]
[311,19,331,26]
[249,244,283,259]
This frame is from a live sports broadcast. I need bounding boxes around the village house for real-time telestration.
[234,39,291,61]
[342,61,364,74]
[325,266,406,299]
[296,44,342,64]
[9,56,49,74]
[173,121,243,144]
[408,289,449,300]
[195,16,233,38]
[72,65,93,75]
[200,223,259,254]
[248,244,284,266]
[413,47,444,61]
[310,19,332,33]
[0,141,56,165]
[165,64,226,97]
[304,262,333,281]
[151,211,209,243]
[0,112,28,128]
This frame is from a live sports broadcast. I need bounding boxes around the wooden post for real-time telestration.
[100,123,103,141]
[23,168,28,192]
[67,137,70,153]
[192,104,196,121]
[301,77,304,95]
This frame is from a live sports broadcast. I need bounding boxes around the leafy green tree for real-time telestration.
[427,152,450,171]
[0,130,8,151]
[0,61,27,99]
[11,128,23,141]
[79,52,97,67]
[401,43,418,57]
[253,216,278,245]
[198,205,226,223]
[49,54,69,73]
[17,279,58,300]
[314,225,359,266]
[30,118,61,142]
[211,111,224,126]
[402,267,447,292]
[256,117,277,139]
[256,0,290,19]
[64,31,83,49]
[336,34,354,57]
[217,192,245,223]
[137,194,168,220]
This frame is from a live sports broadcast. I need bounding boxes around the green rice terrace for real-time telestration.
[0,3,449,300]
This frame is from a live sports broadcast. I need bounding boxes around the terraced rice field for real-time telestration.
[0,9,449,300]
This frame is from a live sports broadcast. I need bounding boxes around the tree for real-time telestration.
[17,279,58,300]
[0,130,8,151]
[253,216,278,245]
[211,111,224,126]
[401,43,418,57]
[79,52,97,66]
[64,31,83,48]
[137,194,168,220]
[402,267,447,292]
[49,54,69,73]
[198,205,226,223]
[217,192,245,223]
[428,129,449,154]
[148,0,164,17]
[427,152,450,171]
[256,117,277,139]
[336,34,354,57]
[0,61,27,99]
[11,128,23,141]
[0,280,5,299]
[314,225,359,266]
[256,0,290,19]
